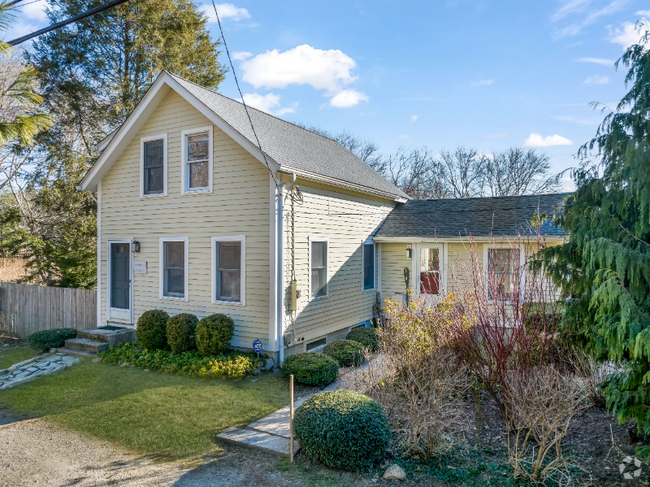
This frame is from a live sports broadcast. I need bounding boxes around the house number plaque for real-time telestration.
[134,261,148,274]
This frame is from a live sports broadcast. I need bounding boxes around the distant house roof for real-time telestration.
[374,193,570,239]
[81,72,408,201]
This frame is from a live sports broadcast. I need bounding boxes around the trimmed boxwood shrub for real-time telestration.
[195,314,235,355]
[166,313,198,353]
[346,327,379,352]
[136,309,170,350]
[294,390,391,471]
[282,353,339,387]
[323,339,365,367]
[28,328,77,350]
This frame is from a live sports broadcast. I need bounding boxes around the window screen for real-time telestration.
[163,241,185,298]
[143,139,164,194]
[311,241,328,298]
[215,241,241,301]
[363,243,375,290]
[187,133,209,189]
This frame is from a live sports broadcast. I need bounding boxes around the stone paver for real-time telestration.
[0,353,79,390]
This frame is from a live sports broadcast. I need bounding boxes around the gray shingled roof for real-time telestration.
[168,73,409,200]
[375,193,570,238]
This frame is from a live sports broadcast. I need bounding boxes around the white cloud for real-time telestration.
[239,44,368,108]
[635,10,650,16]
[551,0,627,37]
[398,134,410,140]
[524,133,573,147]
[411,115,418,122]
[329,89,369,108]
[576,57,614,65]
[21,0,48,20]
[584,74,609,84]
[242,92,296,115]
[609,19,649,50]
[201,3,251,22]
[232,51,252,61]
[473,79,493,86]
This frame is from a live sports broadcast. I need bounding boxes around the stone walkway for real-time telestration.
[0,353,79,390]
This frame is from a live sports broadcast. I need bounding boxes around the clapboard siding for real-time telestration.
[380,243,412,301]
[283,180,395,344]
[100,90,271,349]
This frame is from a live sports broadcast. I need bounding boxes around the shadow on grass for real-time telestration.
[0,358,291,461]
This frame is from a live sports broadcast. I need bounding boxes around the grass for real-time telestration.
[0,358,290,460]
[0,345,39,369]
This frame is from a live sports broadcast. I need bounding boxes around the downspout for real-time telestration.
[276,183,284,365]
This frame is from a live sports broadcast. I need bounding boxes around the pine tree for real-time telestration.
[1,0,224,288]
[540,31,650,453]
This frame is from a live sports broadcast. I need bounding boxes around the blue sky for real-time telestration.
[11,1,650,189]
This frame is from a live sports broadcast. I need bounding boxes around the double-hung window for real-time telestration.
[212,236,245,305]
[160,237,188,300]
[141,134,167,197]
[310,237,328,299]
[181,126,213,193]
[363,241,375,290]
[486,247,520,300]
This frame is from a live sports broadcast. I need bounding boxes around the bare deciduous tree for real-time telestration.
[485,147,560,196]
[383,147,447,199]
[436,147,488,198]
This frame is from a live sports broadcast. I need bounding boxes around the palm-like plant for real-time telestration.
[0,1,51,146]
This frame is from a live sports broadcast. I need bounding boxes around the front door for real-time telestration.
[419,247,441,305]
[109,242,131,321]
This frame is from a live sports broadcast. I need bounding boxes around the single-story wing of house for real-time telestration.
[79,71,568,364]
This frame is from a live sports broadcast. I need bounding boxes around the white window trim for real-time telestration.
[140,133,168,198]
[309,235,329,300]
[107,239,133,322]
[211,235,246,306]
[362,239,376,292]
[181,126,213,195]
[416,244,444,296]
[159,237,189,301]
[483,244,525,301]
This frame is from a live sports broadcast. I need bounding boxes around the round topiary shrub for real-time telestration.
[323,339,365,367]
[195,314,235,355]
[166,313,198,353]
[136,309,169,350]
[28,328,77,350]
[282,353,339,387]
[346,327,379,352]
[294,390,391,471]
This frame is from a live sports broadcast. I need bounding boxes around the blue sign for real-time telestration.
[253,339,263,353]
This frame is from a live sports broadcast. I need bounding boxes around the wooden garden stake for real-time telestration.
[290,374,294,463]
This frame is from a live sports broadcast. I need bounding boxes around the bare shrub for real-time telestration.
[342,298,471,459]
[504,365,590,482]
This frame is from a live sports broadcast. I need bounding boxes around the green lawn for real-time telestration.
[0,345,40,369]
[0,359,289,460]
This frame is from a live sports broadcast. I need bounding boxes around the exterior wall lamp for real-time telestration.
[132,241,141,253]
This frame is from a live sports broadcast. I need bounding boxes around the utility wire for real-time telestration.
[8,0,131,46]
[210,0,277,186]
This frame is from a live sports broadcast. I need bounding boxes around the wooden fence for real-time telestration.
[0,282,97,339]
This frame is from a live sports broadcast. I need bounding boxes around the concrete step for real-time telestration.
[216,427,300,458]
[64,338,109,354]
[77,327,136,347]
[58,348,97,359]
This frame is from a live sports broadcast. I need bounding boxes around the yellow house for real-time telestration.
[79,72,567,364]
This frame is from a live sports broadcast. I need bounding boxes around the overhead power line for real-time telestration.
[7,0,132,46]
[210,0,277,186]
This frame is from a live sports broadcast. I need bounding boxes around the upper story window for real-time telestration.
[363,242,375,290]
[212,236,246,305]
[181,126,213,194]
[310,236,328,299]
[160,237,188,301]
[486,247,520,300]
[141,134,167,197]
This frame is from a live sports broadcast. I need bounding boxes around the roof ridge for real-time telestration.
[166,71,343,145]
[413,192,572,203]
